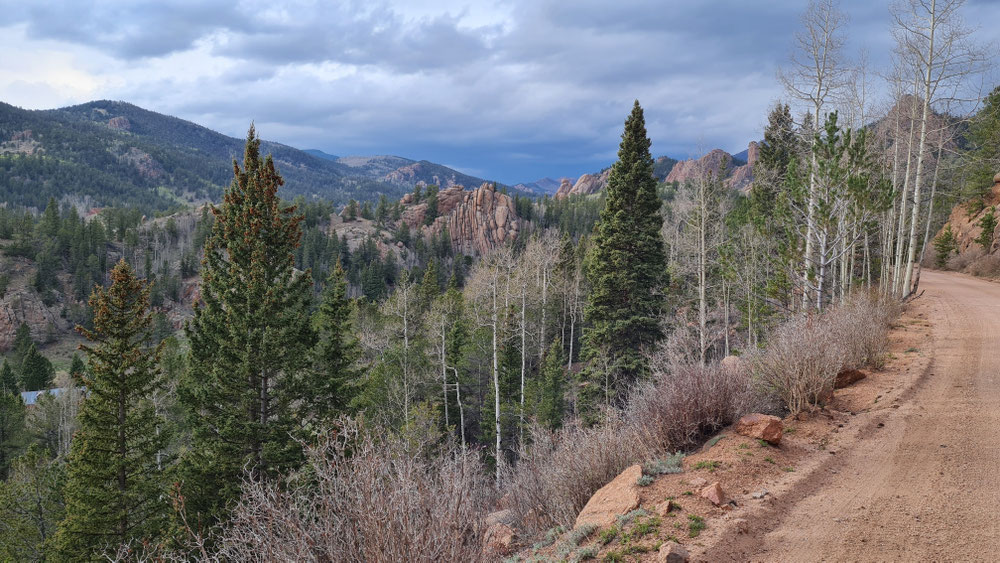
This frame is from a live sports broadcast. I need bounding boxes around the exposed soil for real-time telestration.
[521,272,950,562]
[697,270,1000,561]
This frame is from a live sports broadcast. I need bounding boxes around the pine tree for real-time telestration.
[179,126,315,525]
[977,207,997,251]
[55,260,168,559]
[0,361,16,394]
[19,344,54,392]
[933,225,958,267]
[0,387,26,480]
[10,323,33,368]
[583,101,666,402]
[537,340,566,431]
[69,353,86,383]
[301,262,360,428]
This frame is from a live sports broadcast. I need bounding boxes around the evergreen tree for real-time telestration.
[179,126,315,525]
[69,353,87,384]
[0,387,26,480]
[19,344,54,392]
[934,225,958,267]
[10,322,33,367]
[55,260,169,559]
[582,101,666,402]
[301,262,360,428]
[977,207,997,251]
[0,361,16,394]
[537,340,566,431]
[751,103,797,227]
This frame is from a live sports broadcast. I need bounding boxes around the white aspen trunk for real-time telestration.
[519,285,526,446]
[491,279,501,485]
[902,4,936,297]
[893,87,919,295]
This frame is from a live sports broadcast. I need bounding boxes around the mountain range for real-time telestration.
[0,100,495,211]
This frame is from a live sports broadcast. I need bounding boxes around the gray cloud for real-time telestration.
[3,0,999,183]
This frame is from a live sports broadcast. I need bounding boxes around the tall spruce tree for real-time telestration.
[19,344,54,392]
[583,101,666,402]
[301,262,360,428]
[179,126,315,525]
[55,260,168,559]
[537,340,566,431]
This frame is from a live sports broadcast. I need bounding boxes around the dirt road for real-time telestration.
[703,270,1000,561]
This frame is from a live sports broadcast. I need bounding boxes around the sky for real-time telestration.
[1,0,998,184]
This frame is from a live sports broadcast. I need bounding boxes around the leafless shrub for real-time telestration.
[626,359,757,453]
[751,315,845,414]
[503,350,758,537]
[964,252,1000,278]
[947,247,984,271]
[825,291,898,371]
[501,416,650,536]
[210,418,496,562]
[752,292,900,414]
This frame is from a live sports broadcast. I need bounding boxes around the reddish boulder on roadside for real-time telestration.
[735,413,783,445]
[701,482,727,506]
[657,542,690,562]
[574,464,642,528]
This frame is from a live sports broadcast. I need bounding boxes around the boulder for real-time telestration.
[481,522,516,557]
[835,368,866,389]
[574,464,642,528]
[657,542,690,563]
[688,477,709,488]
[700,482,727,506]
[735,413,783,445]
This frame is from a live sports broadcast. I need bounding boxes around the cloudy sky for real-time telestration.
[1,1,998,183]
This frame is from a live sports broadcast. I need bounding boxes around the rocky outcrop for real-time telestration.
[121,147,165,179]
[575,464,642,528]
[666,149,735,185]
[727,141,758,192]
[107,116,132,131]
[554,178,574,198]
[402,183,520,256]
[936,172,1000,256]
[554,169,611,199]
[0,259,70,351]
[735,413,783,445]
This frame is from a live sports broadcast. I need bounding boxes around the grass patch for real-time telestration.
[764,456,776,464]
[636,475,654,487]
[693,460,721,471]
[598,525,619,545]
[687,514,706,538]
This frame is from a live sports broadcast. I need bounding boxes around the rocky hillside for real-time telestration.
[549,145,759,200]
[400,183,521,255]
[0,100,494,210]
[666,142,758,191]
[936,172,1000,255]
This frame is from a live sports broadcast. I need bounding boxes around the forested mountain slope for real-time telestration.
[0,100,494,211]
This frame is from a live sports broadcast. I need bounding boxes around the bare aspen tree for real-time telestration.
[893,0,989,296]
[465,246,515,485]
[779,0,851,310]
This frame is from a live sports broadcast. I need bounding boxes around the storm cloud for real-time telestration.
[1,0,998,183]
